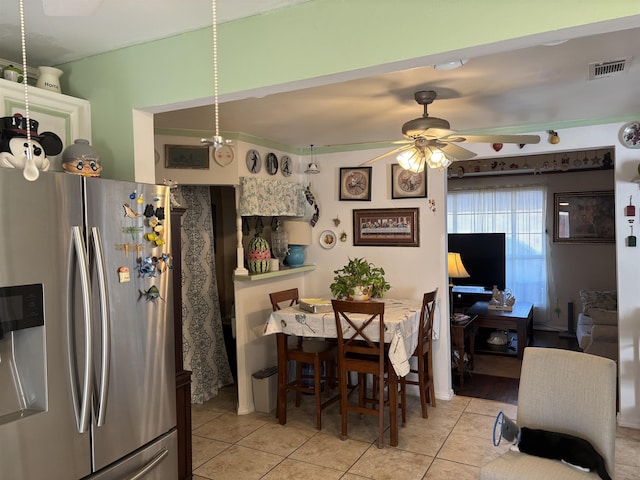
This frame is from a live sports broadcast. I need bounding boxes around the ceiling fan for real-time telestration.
[361,90,541,171]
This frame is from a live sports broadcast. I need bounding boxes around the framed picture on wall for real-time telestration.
[553,190,615,243]
[164,144,210,169]
[339,167,372,201]
[391,164,427,199]
[353,207,419,247]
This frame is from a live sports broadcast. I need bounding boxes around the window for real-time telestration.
[447,186,548,318]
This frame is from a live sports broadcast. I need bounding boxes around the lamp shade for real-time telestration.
[283,220,312,246]
[448,252,470,279]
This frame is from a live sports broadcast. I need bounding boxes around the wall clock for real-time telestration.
[246,149,261,173]
[266,152,278,175]
[214,145,234,167]
[281,155,292,177]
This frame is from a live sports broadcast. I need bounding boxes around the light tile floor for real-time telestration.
[191,386,640,480]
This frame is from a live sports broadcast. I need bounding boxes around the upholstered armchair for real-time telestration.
[575,290,618,362]
[480,347,617,480]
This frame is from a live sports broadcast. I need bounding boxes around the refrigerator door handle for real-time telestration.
[91,226,111,427]
[70,226,93,434]
[125,448,170,480]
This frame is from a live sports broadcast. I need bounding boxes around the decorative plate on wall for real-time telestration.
[619,121,640,149]
[266,152,278,175]
[281,155,292,177]
[319,230,337,249]
[214,145,234,167]
[246,149,261,173]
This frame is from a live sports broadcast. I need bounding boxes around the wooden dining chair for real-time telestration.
[331,299,405,448]
[269,288,338,430]
[402,289,438,418]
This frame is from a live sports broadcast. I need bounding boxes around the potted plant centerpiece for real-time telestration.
[330,257,390,300]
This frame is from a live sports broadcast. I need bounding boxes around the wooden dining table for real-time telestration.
[263,298,422,446]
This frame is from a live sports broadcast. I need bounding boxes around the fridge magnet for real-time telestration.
[122,226,143,241]
[123,203,142,218]
[157,253,173,273]
[0,114,63,176]
[117,266,131,283]
[138,285,164,302]
[138,256,157,278]
[144,204,155,217]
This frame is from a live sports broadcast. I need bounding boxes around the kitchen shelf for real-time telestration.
[234,265,315,282]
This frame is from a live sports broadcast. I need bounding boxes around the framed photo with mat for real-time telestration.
[339,167,372,201]
[164,145,209,169]
[391,164,427,199]
[353,207,419,247]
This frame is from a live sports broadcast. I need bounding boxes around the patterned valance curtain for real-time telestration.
[238,176,306,217]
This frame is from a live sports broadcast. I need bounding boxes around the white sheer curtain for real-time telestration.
[447,185,550,325]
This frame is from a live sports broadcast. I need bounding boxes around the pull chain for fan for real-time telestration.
[211,0,221,146]
[19,0,38,181]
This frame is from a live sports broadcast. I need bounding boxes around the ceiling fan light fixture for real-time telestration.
[432,58,468,71]
[397,149,424,173]
[426,148,453,169]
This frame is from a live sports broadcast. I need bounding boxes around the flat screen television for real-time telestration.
[448,233,506,291]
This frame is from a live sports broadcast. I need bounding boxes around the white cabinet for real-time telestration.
[0,78,91,171]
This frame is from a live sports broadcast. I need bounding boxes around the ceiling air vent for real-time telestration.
[588,57,631,80]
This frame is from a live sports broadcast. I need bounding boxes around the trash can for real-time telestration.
[252,366,278,413]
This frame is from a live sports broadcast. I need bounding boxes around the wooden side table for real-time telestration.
[466,301,534,359]
[450,315,477,388]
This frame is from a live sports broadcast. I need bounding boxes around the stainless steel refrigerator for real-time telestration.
[0,169,177,479]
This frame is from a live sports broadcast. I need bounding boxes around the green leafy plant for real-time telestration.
[330,257,390,299]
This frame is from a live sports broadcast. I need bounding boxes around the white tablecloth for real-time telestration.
[264,298,421,376]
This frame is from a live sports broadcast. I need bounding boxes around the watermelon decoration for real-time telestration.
[247,234,271,273]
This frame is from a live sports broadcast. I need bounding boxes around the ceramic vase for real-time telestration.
[36,66,63,93]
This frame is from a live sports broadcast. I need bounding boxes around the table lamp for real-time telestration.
[448,252,470,318]
[283,220,312,267]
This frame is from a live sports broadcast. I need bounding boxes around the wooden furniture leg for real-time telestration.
[276,333,288,425]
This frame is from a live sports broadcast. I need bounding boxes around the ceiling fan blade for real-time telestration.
[359,144,414,166]
[322,139,410,148]
[445,134,541,144]
[438,142,477,160]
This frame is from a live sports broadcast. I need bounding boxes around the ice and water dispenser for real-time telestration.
[0,284,46,424]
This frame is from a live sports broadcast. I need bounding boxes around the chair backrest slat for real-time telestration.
[419,289,437,349]
[270,288,299,312]
[332,299,385,365]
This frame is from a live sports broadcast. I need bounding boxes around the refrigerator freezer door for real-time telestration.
[84,178,176,472]
[87,429,178,480]
[0,170,92,480]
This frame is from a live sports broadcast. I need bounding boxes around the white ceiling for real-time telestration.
[0,0,311,66]
[2,2,640,154]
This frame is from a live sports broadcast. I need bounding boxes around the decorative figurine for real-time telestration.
[61,139,102,177]
[0,114,62,174]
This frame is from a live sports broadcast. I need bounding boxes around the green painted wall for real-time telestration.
[59,0,640,180]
